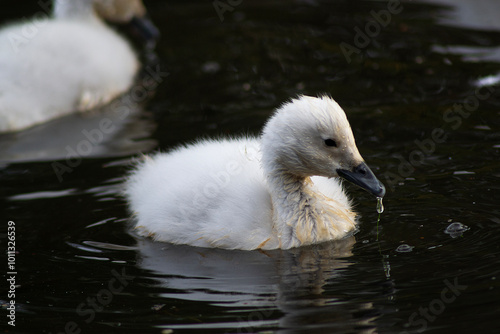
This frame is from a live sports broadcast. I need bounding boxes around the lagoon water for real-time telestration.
[1,1,500,333]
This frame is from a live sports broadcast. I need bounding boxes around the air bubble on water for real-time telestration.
[376,197,384,214]
[444,222,470,238]
[396,244,414,253]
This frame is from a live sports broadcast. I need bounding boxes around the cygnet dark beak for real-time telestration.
[128,15,160,45]
[337,161,386,197]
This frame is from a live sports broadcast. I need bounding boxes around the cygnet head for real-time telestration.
[261,95,385,197]
[53,0,159,42]
[93,0,146,22]
[95,0,160,42]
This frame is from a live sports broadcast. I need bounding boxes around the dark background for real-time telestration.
[1,1,500,333]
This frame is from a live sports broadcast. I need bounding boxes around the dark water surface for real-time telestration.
[1,1,500,333]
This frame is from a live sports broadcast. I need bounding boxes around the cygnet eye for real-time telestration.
[324,139,338,147]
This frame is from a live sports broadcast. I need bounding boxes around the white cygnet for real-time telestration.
[0,0,157,133]
[125,95,385,250]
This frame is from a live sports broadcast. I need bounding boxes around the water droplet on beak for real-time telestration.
[376,197,384,214]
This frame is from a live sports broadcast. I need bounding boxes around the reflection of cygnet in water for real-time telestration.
[136,236,355,304]
[0,89,158,164]
[0,0,158,133]
[136,236,376,333]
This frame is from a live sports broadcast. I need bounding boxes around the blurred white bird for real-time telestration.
[0,0,158,133]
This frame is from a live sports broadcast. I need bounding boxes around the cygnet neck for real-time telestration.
[265,164,356,249]
[53,0,100,23]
